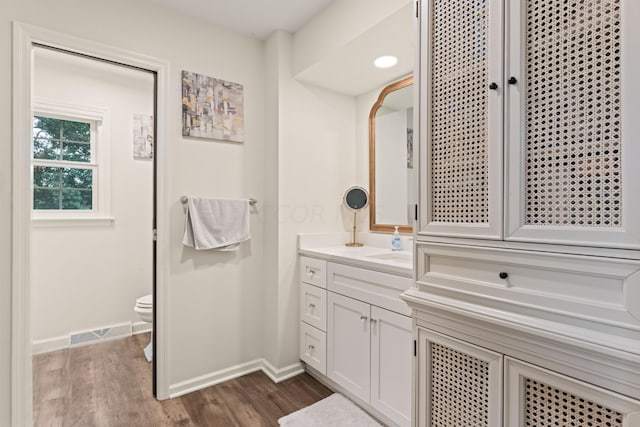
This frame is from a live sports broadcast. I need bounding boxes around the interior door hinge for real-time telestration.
[415,1,419,18]
[414,204,418,221]
[153,228,157,241]
[414,340,417,357]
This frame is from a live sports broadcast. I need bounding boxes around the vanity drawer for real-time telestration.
[300,256,327,288]
[328,262,412,316]
[415,242,640,348]
[300,282,327,331]
[300,322,326,375]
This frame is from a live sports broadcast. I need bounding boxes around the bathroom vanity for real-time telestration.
[298,234,413,427]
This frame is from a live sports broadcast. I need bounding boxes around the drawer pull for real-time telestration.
[308,269,316,276]
[370,318,378,325]
[360,315,368,323]
[308,303,316,311]
[499,272,509,279]
[308,344,315,352]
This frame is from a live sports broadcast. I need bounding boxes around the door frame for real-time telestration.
[11,22,171,426]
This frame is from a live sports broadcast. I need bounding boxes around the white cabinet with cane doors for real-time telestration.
[407,0,640,425]
[416,0,640,250]
[417,328,640,427]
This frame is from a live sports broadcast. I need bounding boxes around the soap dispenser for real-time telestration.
[391,226,402,251]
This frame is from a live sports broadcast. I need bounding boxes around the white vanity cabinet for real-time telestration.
[299,254,413,427]
[327,262,412,427]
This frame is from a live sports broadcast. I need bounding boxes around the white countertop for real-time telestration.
[298,232,414,277]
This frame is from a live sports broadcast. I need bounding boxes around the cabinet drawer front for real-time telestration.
[300,322,326,375]
[505,358,640,427]
[416,243,640,351]
[328,262,412,316]
[300,282,327,332]
[299,256,327,288]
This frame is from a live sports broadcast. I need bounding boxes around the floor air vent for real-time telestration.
[69,322,132,347]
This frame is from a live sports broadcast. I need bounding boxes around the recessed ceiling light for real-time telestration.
[374,55,398,69]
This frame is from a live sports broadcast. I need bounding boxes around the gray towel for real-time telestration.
[183,198,250,250]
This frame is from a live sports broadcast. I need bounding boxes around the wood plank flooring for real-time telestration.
[33,333,333,427]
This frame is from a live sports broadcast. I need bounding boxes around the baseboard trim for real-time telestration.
[261,359,305,383]
[169,359,305,399]
[32,336,68,355]
[132,321,152,335]
[32,321,149,355]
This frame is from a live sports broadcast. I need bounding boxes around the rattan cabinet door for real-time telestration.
[416,0,504,240]
[505,0,640,249]
[504,357,640,427]
[417,328,503,427]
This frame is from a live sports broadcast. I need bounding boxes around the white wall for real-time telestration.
[30,48,154,348]
[293,0,410,76]
[263,31,357,368]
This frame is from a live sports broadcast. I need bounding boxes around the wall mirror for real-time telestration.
[369,76,413,233]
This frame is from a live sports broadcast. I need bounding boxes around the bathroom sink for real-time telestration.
[365,251,412,263]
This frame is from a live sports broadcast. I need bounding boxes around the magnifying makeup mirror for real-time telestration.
[343,186,369,247]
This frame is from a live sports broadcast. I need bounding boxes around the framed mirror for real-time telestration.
[369,76,414,233]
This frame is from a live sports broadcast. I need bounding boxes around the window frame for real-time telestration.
[32,99,112,224]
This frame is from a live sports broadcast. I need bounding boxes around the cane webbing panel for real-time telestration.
[430,342,490,427]
[524,378,623,427]
[525,0,622,227]
[430,0,489,224]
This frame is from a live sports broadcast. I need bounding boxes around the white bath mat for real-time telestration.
[278,393,382,426]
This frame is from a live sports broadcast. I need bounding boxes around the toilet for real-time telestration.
[134,294,153,362]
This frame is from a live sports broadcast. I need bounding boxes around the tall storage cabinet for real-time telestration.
[417,0,640,249]
[408,0,640,425]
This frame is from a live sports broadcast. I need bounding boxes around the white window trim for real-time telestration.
[32,98,113,223]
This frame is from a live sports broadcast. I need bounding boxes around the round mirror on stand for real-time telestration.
[343,186,369,247]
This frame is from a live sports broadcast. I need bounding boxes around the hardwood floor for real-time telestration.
[33,333,333,426]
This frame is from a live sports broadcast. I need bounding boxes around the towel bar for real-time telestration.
[181,196,257,206]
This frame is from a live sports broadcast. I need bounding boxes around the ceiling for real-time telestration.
[150,0,413,96]
[149,0,334,39]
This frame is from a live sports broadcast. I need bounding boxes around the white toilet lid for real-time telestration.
[136,294,153,307]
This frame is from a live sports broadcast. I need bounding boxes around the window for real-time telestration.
[32,101,111,221]
[33,116,95,210]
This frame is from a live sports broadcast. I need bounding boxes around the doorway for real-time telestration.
[12,23,169,426]
[29,45,156,419]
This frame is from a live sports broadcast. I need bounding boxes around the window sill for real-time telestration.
[31,216,115,227]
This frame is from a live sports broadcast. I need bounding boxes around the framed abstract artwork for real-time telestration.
[133,113,154,159]
[181,70,244,142]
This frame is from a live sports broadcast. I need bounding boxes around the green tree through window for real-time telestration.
[33,115,94,210]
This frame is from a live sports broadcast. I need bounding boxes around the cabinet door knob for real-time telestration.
[308,344,315,351]
[360,315,368,322]
[499,272,509,279]
[489,82,498,90]
[508,76,518,85]
[308,303,315,311]
[307,269,315,276]
[369,318,378,325]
